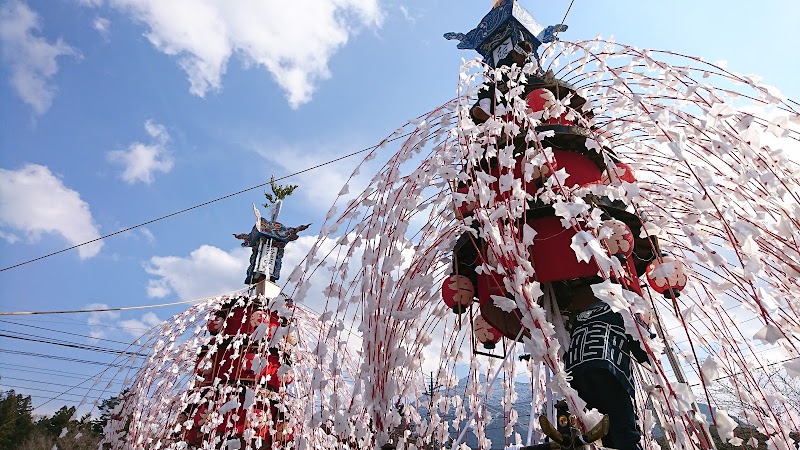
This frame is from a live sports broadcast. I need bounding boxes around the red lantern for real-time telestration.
[601,162,637,184]
[441,275,475,313]
[600,219,634,257]
[526,88,552,112]
[473,314,503,349]
[488,155,548,199]
[646,256,688,298]
[476,271,507,306]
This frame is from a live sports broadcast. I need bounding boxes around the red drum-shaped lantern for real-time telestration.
[529,216,599,283]
[646,256,688,298]
[441,274,475,314]
[600,219,634,257]
[601,162,637,184]
[488,156,545,199]
[473,313,503,349]
[476,271,507,306]
[551,150,603,187]
[220,406,267,437]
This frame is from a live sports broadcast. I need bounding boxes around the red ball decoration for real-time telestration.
[526,88,552,112]
[525,88,572,125]
[600,219,635,257]
[441,275,475,314]
[473,314,503,349]
[646,256,688,298]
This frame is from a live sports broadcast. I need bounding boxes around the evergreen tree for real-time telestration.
[0,390,35,450]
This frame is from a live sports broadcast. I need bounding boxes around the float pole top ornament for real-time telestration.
[443,0,567,67]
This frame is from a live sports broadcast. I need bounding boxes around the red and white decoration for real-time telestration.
[441,274,475,313]
[600,219,635,256]
[646,255,689,298]
[473,313,503,349]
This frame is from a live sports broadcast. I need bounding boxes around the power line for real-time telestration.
[0,378,115,394]
[0,332,148,357]
[0,319,135,345]
[0,131,414,273]
[17,394,84,403]
[0,349,132,368]
[8,316,157,332]
[0,363,121,384]
[0,390,87,402]
[0,295,216,316]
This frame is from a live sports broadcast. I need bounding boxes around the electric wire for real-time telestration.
[0,349,133,368]
[0,295,220,316]
[0,332,148,357]
[0,378,115,395]
[0,319,136,345]
[8,316,158,332]
[0,363,121,384]
[0,131,414,273]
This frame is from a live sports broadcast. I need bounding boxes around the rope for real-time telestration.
[554,0,576,38]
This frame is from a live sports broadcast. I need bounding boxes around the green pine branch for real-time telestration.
[263,176,298,207]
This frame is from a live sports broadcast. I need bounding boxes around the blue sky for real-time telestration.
[1,0,799,413]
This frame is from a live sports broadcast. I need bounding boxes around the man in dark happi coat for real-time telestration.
[564,283,649,450]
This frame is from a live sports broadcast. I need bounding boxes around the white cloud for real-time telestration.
[118,311,161,335]
[398,5,414,23]
[0,164,103,258]
[145,245,251,300]
[0,1,78,114]
[93,16,111,38]
[258,146,353,210]
[85,302,120,340]
[139,226,155,242]
[101,0,381,108]
[0,229,19,244]
[107,120,174,184]
[85,302,162,339]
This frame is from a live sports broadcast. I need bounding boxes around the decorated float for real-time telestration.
[98,1,800,449]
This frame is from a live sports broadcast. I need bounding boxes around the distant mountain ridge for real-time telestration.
[416,376,719,449]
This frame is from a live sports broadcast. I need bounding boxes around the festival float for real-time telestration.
[98,1,800,449]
